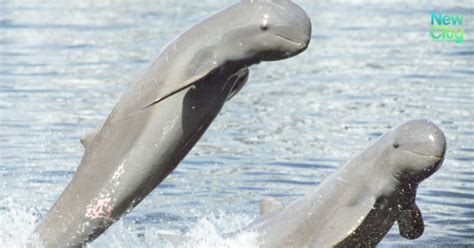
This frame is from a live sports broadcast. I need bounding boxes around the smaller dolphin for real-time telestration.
[236,119,446,247]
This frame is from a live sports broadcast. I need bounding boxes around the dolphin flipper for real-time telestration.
[260,197,283,216]
[397,203,424,239]
[141,63,218,110]
[225,68,249,102]
[109,55,220,122]
[310,195,376,247]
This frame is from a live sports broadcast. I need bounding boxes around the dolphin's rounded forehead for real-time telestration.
[397,119,440,132]
[241,0,311,27]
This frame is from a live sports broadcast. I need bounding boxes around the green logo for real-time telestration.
[431,12,464,44]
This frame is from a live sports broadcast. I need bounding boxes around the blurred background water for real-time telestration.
[0,0,473,247]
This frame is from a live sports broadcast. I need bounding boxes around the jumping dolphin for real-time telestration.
[235,119,446,247]
[30,1,311,247]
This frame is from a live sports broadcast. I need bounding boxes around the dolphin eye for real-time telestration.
[393,143,400,149]
[260,19,269,30]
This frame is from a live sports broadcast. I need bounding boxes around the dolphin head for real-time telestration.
[221,0,311,63]
[385,119,446,183]
[243,0,312,61]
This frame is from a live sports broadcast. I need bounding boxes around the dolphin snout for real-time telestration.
[423,122,446,159]
[273,0,311,50]
[289,2,312,49]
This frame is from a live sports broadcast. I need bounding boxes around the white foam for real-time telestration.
[0,203,259,248]
[92,210,259,247]
[0,197,41,248]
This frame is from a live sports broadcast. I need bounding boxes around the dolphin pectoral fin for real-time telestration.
[260,196,283,216]
[310,195,376,247]
[144,64,246,109]
[225,68,249,102]
[80,128,100,148]
[141,50,219,110]
[397,203,424,239]
[141,71,213,110]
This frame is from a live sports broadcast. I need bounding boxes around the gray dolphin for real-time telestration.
[236,119,446,247]
[30,1,311,247]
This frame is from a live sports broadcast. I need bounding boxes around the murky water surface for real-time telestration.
[1,0,473,247]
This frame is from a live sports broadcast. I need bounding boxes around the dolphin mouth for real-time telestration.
[274,34,306,48]
[404,150,443,161]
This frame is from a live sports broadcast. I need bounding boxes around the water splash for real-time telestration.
[0,203,259,248]
[0,197,41,247]
[179,212,258,248]
[91,210,259,247]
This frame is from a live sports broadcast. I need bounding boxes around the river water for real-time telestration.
[1,0,473,247]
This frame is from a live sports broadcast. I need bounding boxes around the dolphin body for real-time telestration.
[236,120,446,247]
[31,1,311,247]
